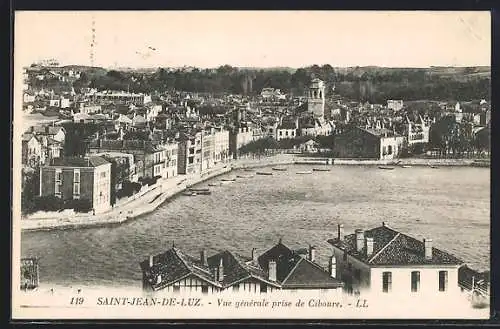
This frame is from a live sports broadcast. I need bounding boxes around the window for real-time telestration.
[279,131,283,136]
[285,131,289,136]
[382,146,387,155]
[388,145,393,155]
[73,182,80,197]
[100,171,106,178]
[260,283,267,293]
[233,284,239,292]
[411,271,420,292]
[382,272,392,293]
[439,271,448,292]
[201,285,209,294]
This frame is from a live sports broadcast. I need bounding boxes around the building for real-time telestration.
[20,257,39,290]
[140,241,344,294]
[29,125,66,143]
[40,156,112,213]
[334,126,405,160]
[275,119,297,141]
[387,100,404,112]
[95,152,138,189]
[404,116,430,145]
[88,139,177,180]
[177,131,203,175]
[89,91,152,105]
[22,133,44,167]
[327,223,463,297]
[307,78,326,119]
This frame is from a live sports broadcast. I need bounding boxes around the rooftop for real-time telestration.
[328,223,463,266]
[49,156,110,168]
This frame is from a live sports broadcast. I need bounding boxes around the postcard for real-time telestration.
[11,10,491,320]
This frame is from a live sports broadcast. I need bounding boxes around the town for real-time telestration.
[19,60,490,307]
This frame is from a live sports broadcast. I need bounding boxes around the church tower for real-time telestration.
[307,78,326,119]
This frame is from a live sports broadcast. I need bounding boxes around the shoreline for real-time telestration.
[20,155,489,232]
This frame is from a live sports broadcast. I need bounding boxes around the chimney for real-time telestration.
[366,237,374,257]
[251,248,258,264]
[217,258,224,282]
[424,238,433,260]
[355,229,365,252]
[308,245,316,262]
[268,260,277,282]
[149,255,154,268]
[337,223,344,241]
[329,255,337,278]
[200,250,208,267]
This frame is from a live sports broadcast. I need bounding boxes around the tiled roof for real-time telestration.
[31,126,65,135]
[50,156,109,168]
[139,248,221,291]
[258,242,343,289]
[282,257,343,289]
[22,133,38,142]
[207,251,279,287]
[328,225,463,266]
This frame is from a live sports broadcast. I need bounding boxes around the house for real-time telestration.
[22,133,44,167]
[140,241,344,294]
[177,131,203,175]
[327,223,463,297]
[23,92,36,104]
[88,139,177,180]
[20,258,39,290]
[95,152,138,189]
[296,139,318,153]
[276,118,298,141]
[40,156,112,213]
[404,115,430,145]
[387,100,404,112]
[334,126,404,160]
[458,265,490,303]
[29,125,66,143]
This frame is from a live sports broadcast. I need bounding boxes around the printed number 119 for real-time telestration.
[70,297,84,305]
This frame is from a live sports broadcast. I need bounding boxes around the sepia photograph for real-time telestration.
[11,10,491,320]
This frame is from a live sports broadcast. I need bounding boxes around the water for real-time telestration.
[21,165,490,289]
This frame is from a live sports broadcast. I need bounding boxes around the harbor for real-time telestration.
[21,164,489,288]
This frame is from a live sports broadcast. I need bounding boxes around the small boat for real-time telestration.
[221,178,236,182]
[236,174,254,178]
[378,166,395,170]
[256,172,273,176]
[196,191,212,195]
[188,188,210,192]
[428,165,439,169]
[312,168,331,172]
[296,171,313,175]
[182,191,197,196]
[244,168,254,172]
[208,183,220,187]
[272,167,287,171]
[400,165,412,168]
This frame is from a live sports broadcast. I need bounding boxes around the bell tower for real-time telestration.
[307,78,325,119]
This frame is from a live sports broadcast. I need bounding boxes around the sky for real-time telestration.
[14,11,491,69]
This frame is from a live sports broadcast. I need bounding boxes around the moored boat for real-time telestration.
[272,167,287,171]
[182,191,197,196]
[378,166,395,170]
[256,172,273,176]
[208,183,220,187]
[221,178,236,182]
[188,188,210,192]
[400,165,412,168]
[296,171,313,175]
[312,168,331,172]
[236,174,254,178]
